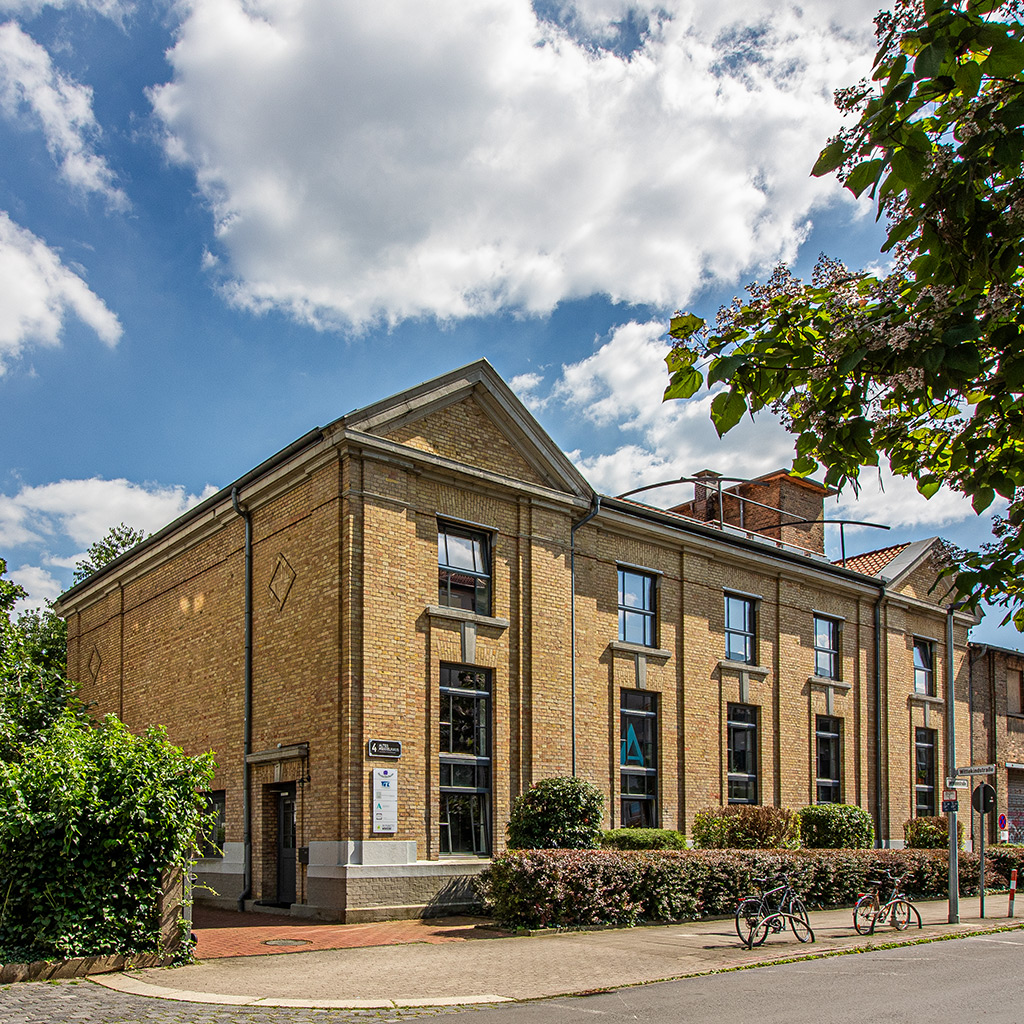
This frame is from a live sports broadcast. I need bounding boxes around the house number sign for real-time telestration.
[368,739,402,759]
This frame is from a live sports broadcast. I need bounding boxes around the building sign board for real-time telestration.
[372,768,398,833]
[368,739,402,759]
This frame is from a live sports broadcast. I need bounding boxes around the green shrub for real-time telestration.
[0,712,214,961]
[691,805,801,849]
[602,828,687,850]
[904,815,964,850]
[477,847,981,928]
[798,803,875,848]
[506,776,604,849]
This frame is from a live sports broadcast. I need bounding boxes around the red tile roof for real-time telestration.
[836,543,909,576]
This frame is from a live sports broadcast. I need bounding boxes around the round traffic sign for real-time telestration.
[972,783,996,815]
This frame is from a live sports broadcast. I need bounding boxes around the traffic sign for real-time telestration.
[946,777,969,789]
[973,783,996,814]
[942,800,959,813]
[943,789,960,802]
[999,813,1008,830]
[957,764,996,776]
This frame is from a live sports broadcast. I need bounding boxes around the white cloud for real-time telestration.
[0,0,129,12]
[0,21,129,209]
[509,371,548,411]
[0,476,216,552]
[0,210,122,372]
[535,319,989,537]
[150,0,880,330]
[8,563,61,613]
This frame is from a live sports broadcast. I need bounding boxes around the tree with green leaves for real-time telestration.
[73,522,147,584]
[665,0,1024,623]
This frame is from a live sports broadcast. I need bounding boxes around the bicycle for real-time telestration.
[853,870,923,935]
[735,873,814,948]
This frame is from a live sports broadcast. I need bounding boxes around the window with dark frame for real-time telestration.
[620,690,658,827]
[913,638,935,696]
[813,616,841,680]
[439,664,492,856]
[724,594,756,664]
[727,703,758,804]
[815,716,841,804]
[618,568,656,647]
[200,790,226,858]
[915,727,937,816]
[1008,668,1024,715]
[437,522,491,615]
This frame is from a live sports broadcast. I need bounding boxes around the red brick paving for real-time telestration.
[191,906,509,959]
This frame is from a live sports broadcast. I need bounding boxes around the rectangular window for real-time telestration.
[618,569,656,647]
[815,716,841,804]
[200,790,226,858]
[620,690,657,827]
[438,522,491,615]
[724,594,756,664]
[813,616,841,680]
[727,703,758,804]
[439,664,491,855]
[913,638,935,696]
[915,727,937,816]
[1009,669,1023,715]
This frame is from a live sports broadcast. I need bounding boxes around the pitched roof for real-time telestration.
[836,543,910,577]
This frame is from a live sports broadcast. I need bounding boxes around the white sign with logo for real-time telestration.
[372,767,398,834]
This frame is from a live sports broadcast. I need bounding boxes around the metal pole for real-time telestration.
[946,605,960,923]
[979,803,986,919]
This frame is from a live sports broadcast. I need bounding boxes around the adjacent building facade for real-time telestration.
[55,361,980,922]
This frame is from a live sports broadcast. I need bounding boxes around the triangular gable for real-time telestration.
[336,359,592,498]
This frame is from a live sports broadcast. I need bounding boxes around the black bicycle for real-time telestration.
[735,873,814,948]
[853,870,923,935]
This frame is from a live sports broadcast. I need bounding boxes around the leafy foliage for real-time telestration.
[904,813,965,848]
[73,523,147,585]
[478,847,984,928]
[0,714,214,959]
[13,605,67,676]
[665,0,1024,623]
[602,827,688,850]
[797,803,876,848]
[690,805,801,849]
[505,776,604,850]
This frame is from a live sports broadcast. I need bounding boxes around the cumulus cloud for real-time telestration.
[0,21,129,209]
[0,211,122,372]
[7,563,61,613]
[151,0,880,330]
[0,476,216,551]
[534,318,986,535]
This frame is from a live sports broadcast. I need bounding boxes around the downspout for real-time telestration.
[232,487,253,911]
[873,586,887,847]
[570,493,601,777]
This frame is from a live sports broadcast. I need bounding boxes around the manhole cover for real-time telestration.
[263,938,312,946]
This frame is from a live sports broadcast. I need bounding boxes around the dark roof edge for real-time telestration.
[599,495,886,589]
[54,427,324,609]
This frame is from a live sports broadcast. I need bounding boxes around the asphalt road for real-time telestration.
[3,931,1022,1024]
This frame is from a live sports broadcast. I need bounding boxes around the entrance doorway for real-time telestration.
[276,783,297,905]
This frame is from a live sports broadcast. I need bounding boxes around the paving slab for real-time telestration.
[91,899,1024,1008]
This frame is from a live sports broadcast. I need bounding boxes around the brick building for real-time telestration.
[55,360,979,922]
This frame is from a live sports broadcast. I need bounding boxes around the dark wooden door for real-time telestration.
[277,785,296,905]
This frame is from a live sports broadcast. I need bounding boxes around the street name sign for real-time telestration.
[946,777,969,789]
[956,764,996,776]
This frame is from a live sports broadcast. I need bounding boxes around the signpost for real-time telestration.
[972,782,996,918]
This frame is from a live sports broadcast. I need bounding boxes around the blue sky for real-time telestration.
[0,0,1018,649]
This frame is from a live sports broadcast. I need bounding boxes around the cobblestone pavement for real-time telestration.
[0,982,483,1024]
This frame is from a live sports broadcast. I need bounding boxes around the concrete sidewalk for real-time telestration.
[91,898,1024,1010]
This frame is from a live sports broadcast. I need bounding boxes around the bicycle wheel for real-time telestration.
[889,899,911,931]
[750,912,781,947]
[735,897,761,946]
[788,896,811,928]
[785,913,815,944]
[853,894,877,935]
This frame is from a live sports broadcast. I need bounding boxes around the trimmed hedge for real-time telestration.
[506,777,604,850]
[602,828,688,850]
[905,815,965,849]
[797,804,874,849]
[477,848,985,929]
[691,805,801,849]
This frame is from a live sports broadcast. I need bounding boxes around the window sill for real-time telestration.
[718,659,769,676]
[908,693,944,705]
[426,605,509,629]
[609,640,671,660]
[809,676,852,691]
